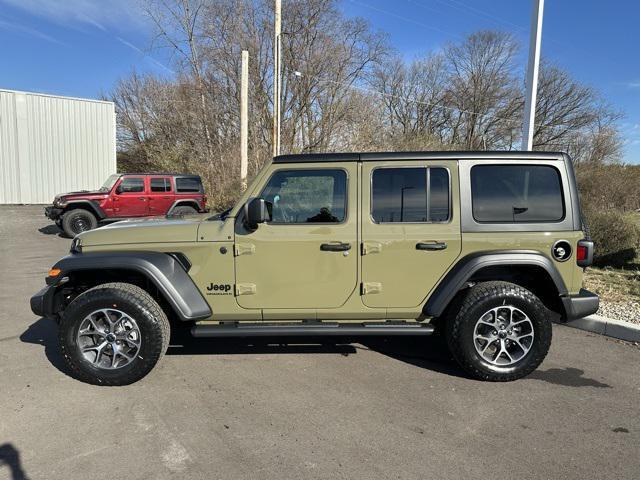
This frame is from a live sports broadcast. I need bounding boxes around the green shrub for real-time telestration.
[584,209,640,267]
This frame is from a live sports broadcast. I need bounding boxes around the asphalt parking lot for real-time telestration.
[1,205,639,480]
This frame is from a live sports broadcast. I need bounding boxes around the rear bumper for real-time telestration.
[30,285,56,318]
[45,206,63,220]
[561,288,599,321]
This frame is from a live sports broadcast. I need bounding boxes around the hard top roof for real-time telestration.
[272,150,568,164]
[117,173,202,178]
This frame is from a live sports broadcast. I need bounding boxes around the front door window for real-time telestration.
[260,169,347,224]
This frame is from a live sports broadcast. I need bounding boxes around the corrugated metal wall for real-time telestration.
[0,89,116,204]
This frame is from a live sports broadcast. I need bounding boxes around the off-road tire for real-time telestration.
[170,205,198,216]
[59,282,170,386]
[61,209,97,238]
[445,281,552,382]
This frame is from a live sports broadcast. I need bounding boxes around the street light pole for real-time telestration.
[272,0,281,157]
[521,0,544,151]
[400,186,414,222]
[240,50,248,191]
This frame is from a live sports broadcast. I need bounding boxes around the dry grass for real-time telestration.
[583,267,640,303]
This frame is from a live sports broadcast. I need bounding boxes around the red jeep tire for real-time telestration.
[61,209,98,238]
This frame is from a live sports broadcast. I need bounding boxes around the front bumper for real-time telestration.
[30,285,56,318]
[45,206,64,220]
[561,288,599,321]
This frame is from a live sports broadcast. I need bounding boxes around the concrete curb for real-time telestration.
[564,314,640,343]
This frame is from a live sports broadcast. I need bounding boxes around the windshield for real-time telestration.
[100,174,120,192]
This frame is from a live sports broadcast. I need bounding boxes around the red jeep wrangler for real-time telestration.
[45,173,208,237]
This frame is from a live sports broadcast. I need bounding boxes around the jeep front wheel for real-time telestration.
[445,281,552,382]
[61,209,97,237]
[59,283,170,386]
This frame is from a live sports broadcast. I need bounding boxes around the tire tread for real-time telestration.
[446,281,551,382]
[59,282,170,386]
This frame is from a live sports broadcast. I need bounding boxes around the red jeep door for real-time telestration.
[112,176,148,217]
[148,176,174,216]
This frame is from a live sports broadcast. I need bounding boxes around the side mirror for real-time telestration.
[244,198,270,230]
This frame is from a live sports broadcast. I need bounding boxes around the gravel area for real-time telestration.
[597,300,640,325]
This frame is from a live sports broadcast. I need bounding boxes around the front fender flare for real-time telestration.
[50,252,211,321]
[423,250,568,318]
[64,200,107,220]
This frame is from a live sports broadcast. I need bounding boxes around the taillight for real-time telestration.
[576,245,587,261]
[576,239,593,267]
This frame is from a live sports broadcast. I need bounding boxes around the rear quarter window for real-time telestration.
[175,177,203,193]
[470,165,564,223]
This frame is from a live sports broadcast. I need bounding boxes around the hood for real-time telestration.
[55,190,109,204]
[77,215,209,247]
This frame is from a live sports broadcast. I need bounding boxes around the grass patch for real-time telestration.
[583,267,640,303]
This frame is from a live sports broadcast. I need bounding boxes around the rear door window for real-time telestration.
[371,167,450,223]
[470,165,564,223]
[150,178,172,192]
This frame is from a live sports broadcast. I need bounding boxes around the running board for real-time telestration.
[191,322,434,338]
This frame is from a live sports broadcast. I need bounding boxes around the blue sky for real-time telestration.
[0,0,638,162]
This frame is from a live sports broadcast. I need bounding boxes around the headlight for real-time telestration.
[54,197,67,207]
[70,238,82,254]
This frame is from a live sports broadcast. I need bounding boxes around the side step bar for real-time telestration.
[191,322,435,338]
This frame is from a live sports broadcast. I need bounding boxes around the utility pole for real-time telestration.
[240,50,249,191]
[521,0,544,151]
[272,0,282,157]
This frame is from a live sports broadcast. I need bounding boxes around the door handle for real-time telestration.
[416,242,447,251]
[138,197,146,201]
[320,242,351,252]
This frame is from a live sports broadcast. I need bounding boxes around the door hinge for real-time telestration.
[235,283,256,296]
[234,243,255,256]
[361,241,383,255]
[361,282,383,295]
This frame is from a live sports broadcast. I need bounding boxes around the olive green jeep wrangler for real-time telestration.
[31,151,598,385]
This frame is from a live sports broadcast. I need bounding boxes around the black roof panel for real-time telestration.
[117,173,202,178]
[272,151,567,163]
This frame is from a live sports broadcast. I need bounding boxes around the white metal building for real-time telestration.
[0,89,116,204]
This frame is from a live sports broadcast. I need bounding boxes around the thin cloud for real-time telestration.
[626,82,640,88]
[0,17,67,45]
[0,0,145,31]
[115,36,175,74]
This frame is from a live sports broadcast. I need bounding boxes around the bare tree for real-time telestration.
[111,3,624,210]
[442,31,521,149]
[533,62,622,163]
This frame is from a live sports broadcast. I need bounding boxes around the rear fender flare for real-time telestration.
[51,252,211,321]
[423,250,568,318]
[167,200,201,215]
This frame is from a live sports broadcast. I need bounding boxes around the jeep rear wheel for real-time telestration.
[170,205,198,216]
[59,283,170,386]
[445,281,552,382]
[61,209,97,237]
